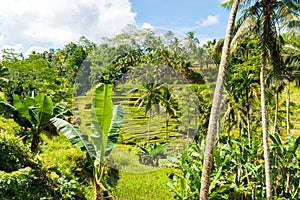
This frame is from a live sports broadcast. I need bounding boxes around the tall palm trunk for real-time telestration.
[260,4,272,198]
[147,108,152,141]
[227,109,231,141]
[260,54,272,199]
[246,87,251,147]
[166,111,169,142]
[273,91,279,134]
[246,106,251,146]
[199,0,240,199]
[286,80,290,135]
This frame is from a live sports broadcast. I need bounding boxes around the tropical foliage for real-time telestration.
[0,4,299,198]
[168,133,300,199]
[0,92,72,152]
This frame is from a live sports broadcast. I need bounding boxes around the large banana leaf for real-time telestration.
[105,105,123,156]
[91,83,112,163]
[53,102,67,116]
[51,117,96,159]
[53,102,72,118]
[91,122,104,165]
[35,94,53,127]
[0,100,17,114]
[0,98,31,128]
[13,94,34,125]
[91,83,123,162]
[52,83,123,167]
[93,83,113,136]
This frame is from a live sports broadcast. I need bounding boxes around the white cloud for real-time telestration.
[0,0,136,53]
[25,46,48,57]
[141,23,154,30]
[197,15,219,27]
[219,0,229,3]
[198,37,213,46]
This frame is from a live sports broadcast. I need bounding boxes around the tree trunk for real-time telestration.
[273,91,279,134]
[166,111,169,142]
[260,55,272,200]
[147,108,152,141]
[261,4,272,199]
[246,88,251,147]
[286,80,290,135]
[238,111,242,140]
[227,113,231,141]
[199,0,240,199]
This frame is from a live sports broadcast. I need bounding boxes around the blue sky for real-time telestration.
[130,0,230,43]
[0,0,230,56]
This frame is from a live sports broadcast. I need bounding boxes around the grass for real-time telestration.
[107,145,176,200]
[39,135,176,199]
[112,168,175,200]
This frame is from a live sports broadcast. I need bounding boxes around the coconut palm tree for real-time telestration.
[281,37,300,135]
[185,31,200,53]
[270,75,286,134]
[130,81,165,141]
[169,37,182,55]
[160,86,177,142]
[203,39,217,68]
[199,0,240,199]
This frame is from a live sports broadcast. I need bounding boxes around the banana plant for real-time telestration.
[270,133,300,198]
[137,142,167,166]
[0,92,71,152]
[51,83,123,200]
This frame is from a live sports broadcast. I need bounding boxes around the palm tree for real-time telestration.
[203,39,217,68]
[184,31,200,62]
[185,31,200,53]
[160,86,177,142]
[270,75,285,134]
[199,0,240,199]
[229,1,300,197]
[282,38,300,135]
[130,81,165,141]
[169,37,182,55]
[225,65,260,145]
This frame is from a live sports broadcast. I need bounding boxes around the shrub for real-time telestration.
[0,132,38,172]
[0,132,85,199]
[0,116,21,136]
[137,142,167,167]
[0,167,84,200]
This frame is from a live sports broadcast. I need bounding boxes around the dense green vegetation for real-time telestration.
[0,2,300,199]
